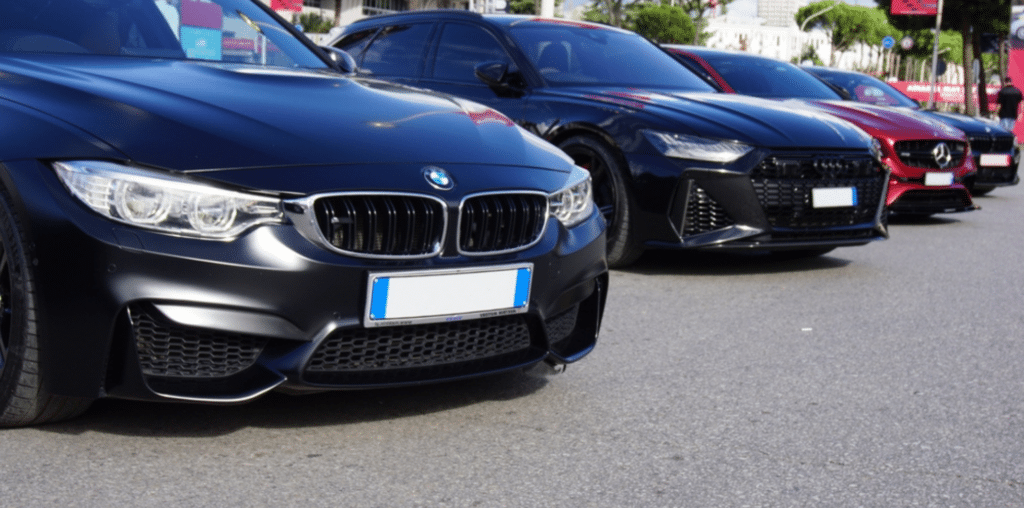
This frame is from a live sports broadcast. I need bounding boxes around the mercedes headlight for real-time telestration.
[53,160,283,239]
[643,130,753,163]
[548,165,594,228]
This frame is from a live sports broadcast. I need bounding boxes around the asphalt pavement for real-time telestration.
[2,183,1022,507]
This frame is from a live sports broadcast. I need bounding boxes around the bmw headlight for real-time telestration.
[53,160,283,239]
[548,165,594,228]
[643,130,753,163]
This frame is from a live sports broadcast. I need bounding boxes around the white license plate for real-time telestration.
[811,187,857,208]
[364,264,532,327]
[979,154,1011,167]
[924,172,954,186]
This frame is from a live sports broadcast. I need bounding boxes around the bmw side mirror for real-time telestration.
[321,46,357,75]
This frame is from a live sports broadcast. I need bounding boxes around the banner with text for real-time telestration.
[890,0,938,16]
[888,81,1001,111]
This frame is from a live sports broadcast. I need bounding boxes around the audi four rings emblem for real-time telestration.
[423,166,454,190]
[932,142,952,169]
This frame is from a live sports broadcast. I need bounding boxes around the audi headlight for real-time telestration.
[548,165,594,228]
[53,160,283,239]
[871,137,884,162]
[643,130,753,163]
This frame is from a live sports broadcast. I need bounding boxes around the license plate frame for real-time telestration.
[811,187,857,208]
[924,172,954,186]
[364,264,532,327]
[979,154,1011,167]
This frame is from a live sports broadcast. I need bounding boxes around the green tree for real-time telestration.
[507,0,562,15]
[586,0,730,38]
[586,0,627,26]
[508,0,536,14]
[674,0,734,45]
[626,2,695,44]
[295,13,334,33]
[875,0,1011,115]
[796,1,898,65]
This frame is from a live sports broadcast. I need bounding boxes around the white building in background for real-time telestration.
[704,0,826,63]
[261,0,506,29]
[757,0,801,28]
[704,16,829,62]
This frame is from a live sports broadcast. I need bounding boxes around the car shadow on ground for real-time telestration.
[39,365,555,437]
[620,248,854,277]
[886,214,961,226]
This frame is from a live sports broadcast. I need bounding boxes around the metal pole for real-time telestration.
[541,0,554,17]
[927,0,945,109]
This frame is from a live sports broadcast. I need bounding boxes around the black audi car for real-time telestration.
[805,66,1020,195]
[0,0,607,426]
[329,12,890,267]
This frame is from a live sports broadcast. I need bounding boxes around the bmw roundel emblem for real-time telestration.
[423,166,455,191]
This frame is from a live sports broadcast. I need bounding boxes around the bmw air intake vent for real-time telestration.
[459,193,548,255]
[312,194,445,258]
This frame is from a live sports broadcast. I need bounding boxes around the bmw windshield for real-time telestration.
[508,23,714,90]
[0,0,327,69]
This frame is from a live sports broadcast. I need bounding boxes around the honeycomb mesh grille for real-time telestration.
[751,154,884,229]
[683,185,734,236]
[544,305,580,346]
[459,194,547,253]
[306,316,533,374]
[130,306,266,379]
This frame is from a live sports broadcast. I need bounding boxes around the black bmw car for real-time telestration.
[0,0,607,426]
[329,12,890,267]
[805,66,1020,196]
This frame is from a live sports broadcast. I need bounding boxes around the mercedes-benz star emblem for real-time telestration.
[932,142,953,169]
[423,166,455,191]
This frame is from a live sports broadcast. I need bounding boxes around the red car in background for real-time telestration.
[665,46,979,216]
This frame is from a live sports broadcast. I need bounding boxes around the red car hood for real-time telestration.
[805,100,967,142]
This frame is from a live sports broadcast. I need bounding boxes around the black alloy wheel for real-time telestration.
[558,135,642,268]
[0,189,92,427]
[0,239,10,377]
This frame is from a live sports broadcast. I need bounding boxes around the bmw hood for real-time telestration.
[807,99,967,141]
[0,55,574,172]
[547,87,876,149]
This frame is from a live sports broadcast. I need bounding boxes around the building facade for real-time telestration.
[757,0,801,28]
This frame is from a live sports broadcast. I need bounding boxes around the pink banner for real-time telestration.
[271,0,303,11]
[181,0,222,29]
[888,81,1000,110]
[891,0,938,15]
[1009,48,1024,139]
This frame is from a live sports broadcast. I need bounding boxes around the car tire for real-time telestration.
[558,135,643,268]
[0,188,92,427]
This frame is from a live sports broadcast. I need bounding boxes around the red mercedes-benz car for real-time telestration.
[665,46,978,216]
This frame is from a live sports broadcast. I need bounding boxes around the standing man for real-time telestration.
[997,77,1023,131]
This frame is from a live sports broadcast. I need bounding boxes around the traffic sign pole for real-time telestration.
[927,0,945,109]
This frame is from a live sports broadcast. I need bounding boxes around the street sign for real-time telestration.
[882,36,895,49]
[900,36,915,50]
